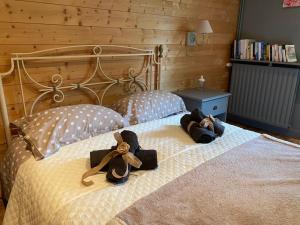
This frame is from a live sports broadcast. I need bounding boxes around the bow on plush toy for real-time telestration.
[81,132,142,186]
[199,114,215,132]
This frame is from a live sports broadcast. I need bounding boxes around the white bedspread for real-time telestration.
[3,114,260,225]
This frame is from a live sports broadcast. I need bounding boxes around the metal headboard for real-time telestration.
[0,45,162,144]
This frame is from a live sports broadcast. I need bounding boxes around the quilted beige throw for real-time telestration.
[109,136,300,225]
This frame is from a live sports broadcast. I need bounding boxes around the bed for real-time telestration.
[0,45,299,225]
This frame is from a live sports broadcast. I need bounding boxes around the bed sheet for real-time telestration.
[0,137,32,201]
[3,114,260,225]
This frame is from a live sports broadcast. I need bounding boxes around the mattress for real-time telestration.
[2,113,260,225]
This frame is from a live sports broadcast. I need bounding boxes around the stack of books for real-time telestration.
[233,39,297,63]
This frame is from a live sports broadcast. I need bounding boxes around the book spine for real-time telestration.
[246,40,251,60]
[266,44,270,61]
[239,41,241,59]
[261,42,265,61]
[247,40,251,60]
[274,44,279,62]
[250,42,254,60]
[258,42,262,60]
[255,42,258,60]
[233,40,237,59]
[277,44,280,62]
[282,49,287,62]
[271,45,275,62]
[240,40,244,59]
[278,45,283,62]
[251,41,255,60]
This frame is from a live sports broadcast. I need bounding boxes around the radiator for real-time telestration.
[229,63,299,128]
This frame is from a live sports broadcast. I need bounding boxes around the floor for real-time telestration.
[229,121,300,144]
[0,123,298,223]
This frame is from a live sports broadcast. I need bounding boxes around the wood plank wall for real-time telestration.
[0,0,240,152]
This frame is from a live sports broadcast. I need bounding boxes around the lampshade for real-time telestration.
[198,20,213,34]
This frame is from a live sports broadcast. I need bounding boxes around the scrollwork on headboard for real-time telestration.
[0,44,162,144]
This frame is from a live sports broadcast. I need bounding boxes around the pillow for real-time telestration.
[113,90,186,125]
[12,104,124,160]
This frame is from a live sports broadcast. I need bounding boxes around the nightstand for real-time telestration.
[174,88,231,122]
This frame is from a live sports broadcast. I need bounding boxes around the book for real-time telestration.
[239,39,254,59]
[238,41,241,59]
[239,40,246,59]
[233,40,237,59]
[273,44,279,62]
[250,42,254,60]
[285,45,297,62]
[260,42,264,60]
[246,41,251,59]
[266,45,269,61]
[254,42,259,60]
[266,44,271,61]
[270,44,272,61]
[258,42,262,61]
[272,45,276,62]
[282,49,287,62]
[278,45,283,62]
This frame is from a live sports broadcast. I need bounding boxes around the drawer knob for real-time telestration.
[213,105,218,110]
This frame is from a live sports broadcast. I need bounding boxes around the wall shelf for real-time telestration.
[230,59,300,68]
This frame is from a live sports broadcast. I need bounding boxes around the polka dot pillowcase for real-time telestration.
[112,90,187,125]
[11,104,124,160]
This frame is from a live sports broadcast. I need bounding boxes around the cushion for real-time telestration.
[12,104,124,160]
[113,90,186,125]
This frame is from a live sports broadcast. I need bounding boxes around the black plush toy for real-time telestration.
[180,109,225,144]
[191,108,225,137]
[82,130,158,186]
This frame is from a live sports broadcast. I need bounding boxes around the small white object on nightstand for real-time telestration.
[198,75,206,88]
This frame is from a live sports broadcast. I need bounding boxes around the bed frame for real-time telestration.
[0,45,162,144]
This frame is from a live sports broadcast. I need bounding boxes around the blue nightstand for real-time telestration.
[174,88,231,121]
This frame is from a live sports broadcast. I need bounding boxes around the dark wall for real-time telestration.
[240,0,300,58]
[239,0,300,131]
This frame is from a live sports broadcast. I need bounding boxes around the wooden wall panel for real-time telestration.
[0,0,240,152]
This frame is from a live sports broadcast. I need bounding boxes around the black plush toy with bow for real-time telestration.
[180,109,225,144]
[82,130,158,186]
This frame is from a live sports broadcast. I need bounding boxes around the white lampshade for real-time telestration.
[198,20,213,34]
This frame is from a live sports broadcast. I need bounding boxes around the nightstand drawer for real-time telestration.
[202,97,228,116]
